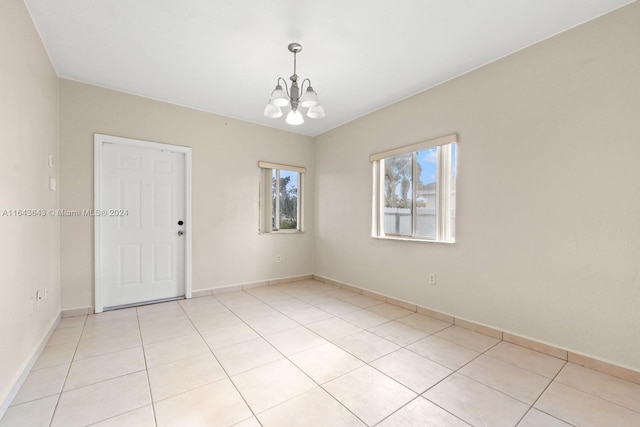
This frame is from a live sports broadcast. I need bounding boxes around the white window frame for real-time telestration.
[370,134,457,243]
[259,161,305,234]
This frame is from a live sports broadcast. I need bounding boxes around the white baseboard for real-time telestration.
[0,312,61,419]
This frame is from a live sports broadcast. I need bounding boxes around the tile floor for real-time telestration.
[2,279,640,426]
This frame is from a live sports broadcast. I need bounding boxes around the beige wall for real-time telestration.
[59,80,314,310]
[314,3,640,371]
[0,0,60,408]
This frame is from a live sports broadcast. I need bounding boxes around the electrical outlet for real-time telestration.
[35,290,41,306]
[428,274,436,285]
[276,255,282,263]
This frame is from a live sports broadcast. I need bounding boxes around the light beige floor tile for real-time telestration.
[323,365,416,426]
[231,304,278,322]
[267,297,310,313]
[144,333,209,368]
[32,342,76,370]
[306,317,363,341]
[56,316,86,329]
[178,295,218,307]
[245,286,290,302]
[231,359,316,414]
[148,352,226,402]
[201,322,259,350]
[64,346,145,391]
[535,382,640,427]
[258,387,365,427]
[368,321,428,346]
[136,300,181,315]
[74,332,141,360]
[517,408,572,427]
[80,316,139,339]
[333,330,400,362]
[264,326,327,356]
[289,342,364,384]
[554,363,640,412]
[271,282,323,298]
[215,291,262,308]
[140,318,196,344]
[407,335,480,370]
[244,313,299,336]
[342,294,384,309]
[433,326,500,352]
[180,300,229,317]
[396,313,452,335]
[304,281,337,292]
[294,292,338,305]
[339,309,390,329]
[325,289,360,300]
[0,395,58,427]
[12,279,640,427]
[214,337,283,376]
[51,371,150,427]
[371,348,452,393]
[316,300,361,316]
[284,306,333,324]
[91,405,155,426]
[85,307,137,324]
[188,310,242,332]
[377,397,470,427]
[12,363,68,405]
[232,417,262,427]
[459,354,551,404]
[138,309,189,328]
[367,303,413,320]
[424,373,529,427]
[486,341,566,378]
[154,379,253,427]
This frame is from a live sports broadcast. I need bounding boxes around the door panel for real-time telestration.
[100,142,185,309]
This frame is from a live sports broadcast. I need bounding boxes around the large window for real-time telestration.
[370,134,457,243]
[259,161,305,233]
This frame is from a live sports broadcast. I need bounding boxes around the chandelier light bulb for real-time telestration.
[299,87,319,108]
[263,103,283,118]
[307,105,326,119]
[285,109,304,125]
[269,85,289,107]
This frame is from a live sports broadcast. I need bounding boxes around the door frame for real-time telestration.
[94,133,193,313]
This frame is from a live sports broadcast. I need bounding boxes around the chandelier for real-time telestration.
[263,42,325,125]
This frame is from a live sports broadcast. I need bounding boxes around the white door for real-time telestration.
[98,139,187,309]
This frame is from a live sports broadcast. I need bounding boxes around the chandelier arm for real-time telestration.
[300,78,311,94]
[277,77,291,99]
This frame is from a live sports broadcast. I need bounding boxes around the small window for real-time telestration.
[371,134,457,243]
[259,161,305,233]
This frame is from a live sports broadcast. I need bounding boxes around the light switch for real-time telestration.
[48,154,54,168]
[49,177,56,191]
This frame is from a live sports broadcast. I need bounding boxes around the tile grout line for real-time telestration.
[182,294,265,426]
[228,287,370,426]
[28,280,634,427]
[257,286,475,425]
[136,307,160,427]
[515,359,571,427]
[47,314,88,427]
[257,285,472,426]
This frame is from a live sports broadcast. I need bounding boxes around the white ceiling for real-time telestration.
[25,0,635,137]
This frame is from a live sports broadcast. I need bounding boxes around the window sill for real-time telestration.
[259,230,305,235]
[372,235,455,244]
